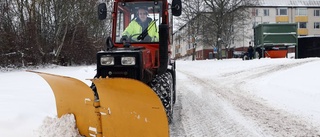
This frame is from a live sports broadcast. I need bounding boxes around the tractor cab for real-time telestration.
[114,2,163,44]
[99,0,181,48]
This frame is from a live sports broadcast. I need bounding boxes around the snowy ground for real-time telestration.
[1,58,320,136]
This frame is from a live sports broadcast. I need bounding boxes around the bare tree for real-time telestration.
[201,0,257,59]
[176,0,204,61]
[50,0,113,65]
[0,0,113,67]
[177,0,257,60]
[0,0,25,67]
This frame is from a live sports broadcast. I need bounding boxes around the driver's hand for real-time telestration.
[143,35,152,42]
[121,35,128,42]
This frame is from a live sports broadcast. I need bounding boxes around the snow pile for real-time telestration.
[35,114,82,137]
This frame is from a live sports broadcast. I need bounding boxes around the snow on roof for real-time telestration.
[258,0,320,7]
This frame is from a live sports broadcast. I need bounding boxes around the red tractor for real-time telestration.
[30,0,181,136]
[96,0,181,122]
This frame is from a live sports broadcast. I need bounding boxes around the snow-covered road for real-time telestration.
[2,58,320,137]
[170,59,320,137]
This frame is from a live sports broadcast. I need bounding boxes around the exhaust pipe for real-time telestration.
[158,24,169,75]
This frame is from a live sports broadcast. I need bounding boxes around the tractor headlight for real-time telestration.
[100,56,114,65]
[121,57,135,65]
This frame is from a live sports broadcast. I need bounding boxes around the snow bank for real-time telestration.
[35,114,82,137]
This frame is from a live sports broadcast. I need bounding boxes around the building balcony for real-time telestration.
[187,49,195,55]
[276,16,289,22]
[298,28,308,35]
[175,53,181,58]
[295,16,308,22]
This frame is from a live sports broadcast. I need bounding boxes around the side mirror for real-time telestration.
[106,36,114,50]
[98,3,107,20]
[171,0,182,16]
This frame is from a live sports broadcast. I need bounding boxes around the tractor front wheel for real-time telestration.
[149,72,174,124]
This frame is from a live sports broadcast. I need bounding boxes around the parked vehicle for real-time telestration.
[254,23,297,58]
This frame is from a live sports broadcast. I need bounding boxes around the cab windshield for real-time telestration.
[115,1,162,43]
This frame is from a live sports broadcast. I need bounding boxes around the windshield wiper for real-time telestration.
[137,19,158,41]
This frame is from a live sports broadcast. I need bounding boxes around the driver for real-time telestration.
[122,6,159,42]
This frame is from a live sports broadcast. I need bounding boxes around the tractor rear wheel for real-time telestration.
[149,72,174,124]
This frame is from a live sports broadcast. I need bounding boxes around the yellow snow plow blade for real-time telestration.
[93,78,169,137]
[29,71,101,136]
[29,71,169,137]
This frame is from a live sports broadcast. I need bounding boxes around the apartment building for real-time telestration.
[173,0,320,60]
[253,0,320,37]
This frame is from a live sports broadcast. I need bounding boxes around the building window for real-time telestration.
[263,9,269,16]
[256,9,259,16]
[298,22,307,28]
[315,10,320,16]
[251,9,255,16]
[252,8,258,16]
[296,8,307,16]
[277,8,288,16]
[315,22,320,29]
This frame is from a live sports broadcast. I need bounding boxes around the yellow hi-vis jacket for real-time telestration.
[122,18,159,42]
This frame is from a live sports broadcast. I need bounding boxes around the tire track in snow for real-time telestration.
[174,59,320,137]
[170,71,262,137]
[170,92,186,136]
[220,59,317,80]
[217,59,320,137]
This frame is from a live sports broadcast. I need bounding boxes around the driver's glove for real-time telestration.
[121,35,128,42]
[143,35,152,42]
